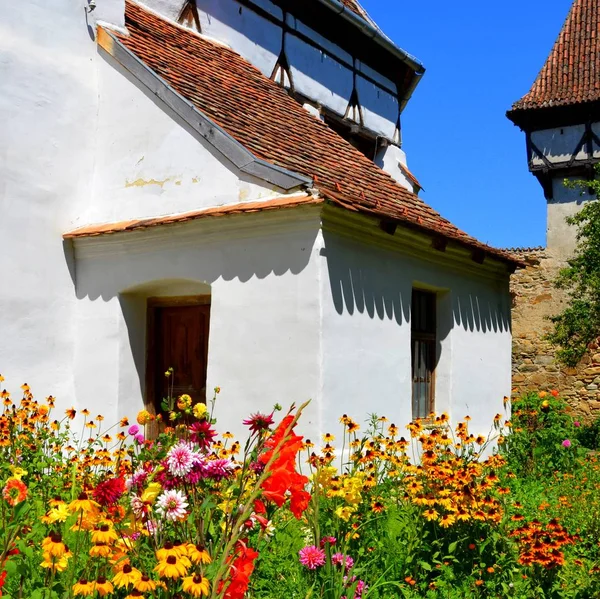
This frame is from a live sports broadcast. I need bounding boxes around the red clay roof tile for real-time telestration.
[105,1,517,266]
[63,195,321,238]
[511,0,600,111]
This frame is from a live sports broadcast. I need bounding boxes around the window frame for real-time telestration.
[411,289,437,420]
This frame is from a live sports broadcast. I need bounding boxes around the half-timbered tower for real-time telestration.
[507,0,600,258]
[508,0,600,417]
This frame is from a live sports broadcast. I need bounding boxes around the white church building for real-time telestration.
[0,0,518,439]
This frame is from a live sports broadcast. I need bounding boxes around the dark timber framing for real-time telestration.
[508,103,600,200]
[233,0,416,121]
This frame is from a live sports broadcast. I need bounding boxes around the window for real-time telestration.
[411,289,436,419]
[145,296,210,422]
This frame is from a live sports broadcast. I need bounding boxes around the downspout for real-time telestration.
[315,0,426,112]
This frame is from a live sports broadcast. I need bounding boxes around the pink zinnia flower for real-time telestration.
[189,421,217,449]
[354,580,367,598]
[156,489,189,521]
[243,412,275,433]
[562,439,572,448]
[320,536,336,547]
[299,545,326,570]
[166,441,197,477]
[574,421,581,427]
[128,424,140,436]
[332,553,354,570]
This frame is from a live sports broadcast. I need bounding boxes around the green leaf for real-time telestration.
[418,561,432,571]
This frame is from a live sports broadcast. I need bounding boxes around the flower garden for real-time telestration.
[0,375,599,599]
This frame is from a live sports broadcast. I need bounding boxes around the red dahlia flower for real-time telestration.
[189,421,217,449]
[93,477,125,506]
[243,412,275,433]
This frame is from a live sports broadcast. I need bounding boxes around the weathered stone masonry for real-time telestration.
[511,248,600,420]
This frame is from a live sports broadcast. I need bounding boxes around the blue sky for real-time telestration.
[360,0,573,249]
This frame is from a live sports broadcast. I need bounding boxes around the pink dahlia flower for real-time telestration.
[562,439,572,448]
[156,489,189,521]
[204,458,234,481]
[299,545,326,570]
[166,441,198,477]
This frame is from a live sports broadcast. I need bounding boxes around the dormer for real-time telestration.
[134,0,424,185]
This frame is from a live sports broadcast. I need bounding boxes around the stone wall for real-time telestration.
[511,248,600,420]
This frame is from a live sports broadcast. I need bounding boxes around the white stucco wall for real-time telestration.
[530,124,600,167]
[547,177,595,259]
[320,231,512,438]
[0,0,99,401]
[80,51,282,226]
[70,209,324,441]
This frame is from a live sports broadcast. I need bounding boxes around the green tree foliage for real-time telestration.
[546,165,600,366]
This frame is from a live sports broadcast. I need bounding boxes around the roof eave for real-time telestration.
[318,190,524,270]
[507,98,600,131]
[97,26,312,191]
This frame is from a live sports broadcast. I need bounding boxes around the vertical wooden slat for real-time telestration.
[411,290,436,420]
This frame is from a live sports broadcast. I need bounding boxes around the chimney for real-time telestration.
[374,142,421,195]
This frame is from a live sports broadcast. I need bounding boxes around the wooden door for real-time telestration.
[146,297,210,418]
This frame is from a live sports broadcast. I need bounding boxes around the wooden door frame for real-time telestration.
[144,295,211,419]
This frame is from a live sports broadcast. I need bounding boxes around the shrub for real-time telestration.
[574,415,600,449]
[501,391,580,476]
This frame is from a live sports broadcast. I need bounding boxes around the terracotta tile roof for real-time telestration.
[63,195,321,238]
[106,1,517,266]
[511,0,600,111]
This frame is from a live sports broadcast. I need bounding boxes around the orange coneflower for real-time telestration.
[42,532,68,558]
[89,543,113,558]
[113,564,142,588]
[155,542,181,561]
[371,500,385,513]
[72,579,94,597]
[182,574,211,597]
[187,544,212,565]
[94,577,114,597]
[439,513,456,528]
[69,492,100,516]
[135,575,157,592]
[423,508,439,521]
[154,555,190,579]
